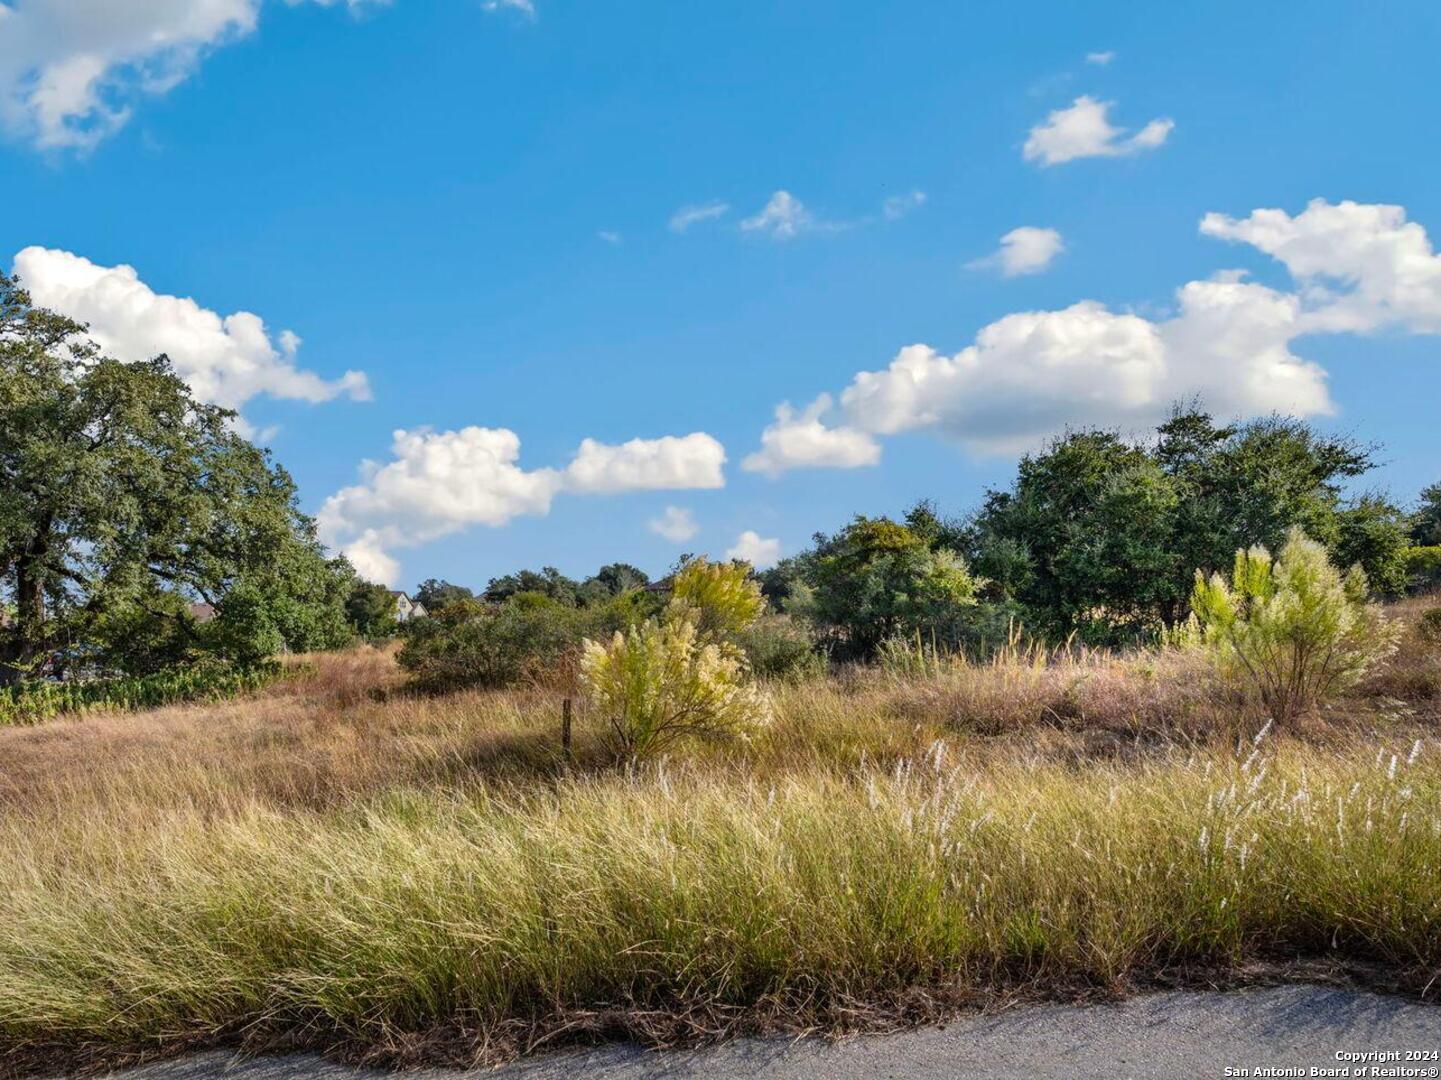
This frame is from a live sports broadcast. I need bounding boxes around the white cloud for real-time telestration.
[669,201,730,233]
[882,190,927,221]
[0,0,383,152]
[649,505,699,544]
[319,428,727,585]
[969,226,1066,277]
[13,246,371,414]
[1023,95,1173,166]
[742,394,881,477]
[343,529,401,586]
[1085,50,1115,66]
[597,230,622,245]
[754,199,1441,465]
[725,530,781,569]
[691,189,919,241]
[1200,198,1441,334]
[318,427,562,577]
[741,190,815,240]
[838,304,1176,454]
[481,0,535,14]
[563,433,725,494]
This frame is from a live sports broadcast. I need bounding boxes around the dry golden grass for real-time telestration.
[0,611,1437,1075]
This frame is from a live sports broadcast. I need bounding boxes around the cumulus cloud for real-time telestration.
[319,428,727,585]
[13,246,371,415]
[747,199,1437,470]
[741,191,816,240]
[1023,96,1173,166]
[839,303,1177,454]
[725,530,781,569]
[1085,50,1115,65]
[649,505,699,543]
[1200,198,1441,334]
[563,433,726,494]
[669,201,730,233]
[970,226,1066,277]
[0,0,384,151]
[742,395,881,476]
[342,529,401,586]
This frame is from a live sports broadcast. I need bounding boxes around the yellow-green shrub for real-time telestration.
[580,615,770,762]
[1183,527,1396,725]
[667,557,764,641]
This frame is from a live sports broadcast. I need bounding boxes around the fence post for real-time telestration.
[561,696,573,766]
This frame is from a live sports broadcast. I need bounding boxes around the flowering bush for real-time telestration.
[1182,527,1397,725]
[666,557,764,642]
[580,614,770,762]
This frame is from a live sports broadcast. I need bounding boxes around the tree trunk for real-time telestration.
[0,544,48,687]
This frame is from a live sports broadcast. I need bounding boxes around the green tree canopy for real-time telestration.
[0,272,351,682]
[346,580,399,640]
[413,578,475,614]
[966,408,1408,642]
[1412,481,1441,547]
[483,566,580,606]
[796,515,979,659]
[582,562,650,599]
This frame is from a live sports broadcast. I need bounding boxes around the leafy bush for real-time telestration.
[1182,527,1397,725]
[580,615,770,762]
[1406,546,1441,593]
[1419,608,1441,645]
[397,598,584,691]
[733,614,826,682]
[0,661,282,726]
[799,516,981,660]
[396,591,665,692]
[345,581,398,640]
[667,557,764,641]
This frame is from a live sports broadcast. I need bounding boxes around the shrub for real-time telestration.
[1406,546,1441,593]
[0,661,282,726]
[734,614,826,682]
[1183,527,1397,725]
[667,557,765,641]
[580,615,770,762]
[398,599,585,690]
[1420,608,1441,645]
[345,581,398,640]
[800,517,981,660]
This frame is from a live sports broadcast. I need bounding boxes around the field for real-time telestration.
[2,602,1439,1076]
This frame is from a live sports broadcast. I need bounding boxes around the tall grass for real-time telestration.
[1,737,1438,1070]
[0,618,1436,1072]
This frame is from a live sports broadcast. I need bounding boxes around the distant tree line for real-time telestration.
[405,407,1437,676]
[5,271,1439,690]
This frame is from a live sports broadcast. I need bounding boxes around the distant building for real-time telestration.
[389,591,428,622]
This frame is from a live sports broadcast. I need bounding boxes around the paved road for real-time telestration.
[94,986,1440,1079]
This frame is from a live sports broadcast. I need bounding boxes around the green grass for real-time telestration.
[2,733,1438,1070]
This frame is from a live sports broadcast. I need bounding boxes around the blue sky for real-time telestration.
[3,0,1439,587]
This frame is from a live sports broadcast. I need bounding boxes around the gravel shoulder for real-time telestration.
[86,985,1441,1079]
